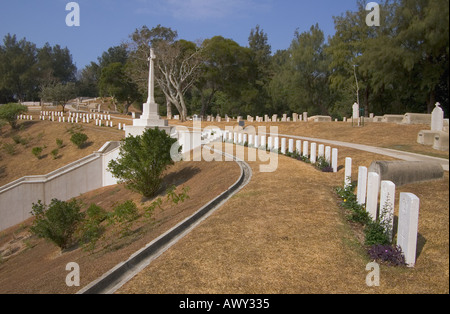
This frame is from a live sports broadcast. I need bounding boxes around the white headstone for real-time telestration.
[352,103,360,120]
[296,140,301,155]
[357,166,368,205]
[267,137,273,150]
[274,137,279,152]
[310,143,317,163]
[397,193,420,267]
[344,158,352,188]
[318,144,325,158]
[366,172,380,221]
[260,135,266,149]
[288,139,294,154]
[325,146,331,163]
[332,148,338,173]
[254,135,259,148]
[303,141,309,157]
[431,103,444,132]
[379,180,396,241]
[281,138,286,154]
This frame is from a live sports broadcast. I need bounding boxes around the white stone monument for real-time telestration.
[125,48,171,137]
[431,102,444,132]
[397,193,420,267]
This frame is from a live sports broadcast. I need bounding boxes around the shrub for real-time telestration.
[78,204,108,251]
[51,149,59,159]
[108,200,140,237]
[70,132,88,148]
[0,103,28,129]
[30,199,85,250]
[32,146,44,159]
[2,143,16,155]
[107,127,180,198]
[56,138,64,148]
[364,220,391,246]
[368,245,406,267]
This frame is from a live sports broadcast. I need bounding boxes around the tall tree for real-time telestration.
[153,39,204,121]
[248,25,272,115]
[0,34,38,102]
[326,1,378,117]
[98,62,139,114]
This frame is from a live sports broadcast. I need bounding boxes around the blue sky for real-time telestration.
[0,0,359,70]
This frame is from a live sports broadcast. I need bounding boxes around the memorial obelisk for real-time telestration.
[125,47,171,137]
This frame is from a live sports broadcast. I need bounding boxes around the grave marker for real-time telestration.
[397,193,420,267]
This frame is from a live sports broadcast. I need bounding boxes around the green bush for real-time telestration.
[78,204,108,251]
[108,200,140,237]
[70,132,88,148]
[108,127,180,198]
[0,103,28,129]
[56,138,64,148]
[51,149,59,160]
[32,146,44,159]
[2,143,16,155]
[30,199,85,250]
[364,221,391,246]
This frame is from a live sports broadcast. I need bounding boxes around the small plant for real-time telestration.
[30,199,85,251]
[2,143,16,155]
[56,138,64,148]
[78,204,108,251]
[364,220,391,246]
[70,132,88,149]
[315,156,331,171]
[32,146,44,159]
[108,200,140,238]
[51,149,59,160]
[368,245,406,267]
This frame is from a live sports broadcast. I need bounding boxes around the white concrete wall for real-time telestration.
[0,142,121,232]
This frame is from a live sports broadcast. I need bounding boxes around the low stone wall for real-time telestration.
[0,142,121,232]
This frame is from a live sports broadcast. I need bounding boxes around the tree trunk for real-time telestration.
[166,100,172,119]
[427,90,436,114]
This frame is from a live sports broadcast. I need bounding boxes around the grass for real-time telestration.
[0,116,125,186]
[0,118,448,294]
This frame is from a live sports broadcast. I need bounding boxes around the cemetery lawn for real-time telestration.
[118,145,449,294]
[0,153,241,294]
[0,119,125,186]
[0,119,448,294]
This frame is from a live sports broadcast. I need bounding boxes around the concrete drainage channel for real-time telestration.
[77,148,252,294]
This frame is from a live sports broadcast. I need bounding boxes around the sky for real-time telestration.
[0,0,359,71]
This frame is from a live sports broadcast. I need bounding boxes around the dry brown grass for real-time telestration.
[0,117,125,186]
[0,157,241,294]
[118,145,448,294]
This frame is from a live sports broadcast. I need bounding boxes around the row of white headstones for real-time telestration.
[219,130,340,172]
[18,112,127,130]
[345,159,419,268]
[209,130,420,268]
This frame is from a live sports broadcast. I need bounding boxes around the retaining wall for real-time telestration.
[0,142,121,232]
